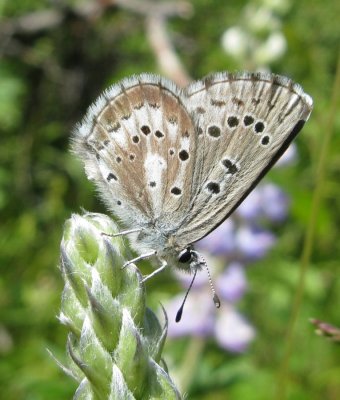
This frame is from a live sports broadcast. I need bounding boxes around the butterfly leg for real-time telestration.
[142,259,168,282]
[101,228,142,238]
[123,250,157,269]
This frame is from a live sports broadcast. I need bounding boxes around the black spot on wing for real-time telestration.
[206,182,220,194]
[261,135,270,146]
[141,125,151,135]
[155,130,164,138]
[227,116,239,128]
[171,187,182,195]
[254,121,265,133]
[243,115,254,126]
[208,125,221,138]
[221,159,238,174]
[179,150,189,161]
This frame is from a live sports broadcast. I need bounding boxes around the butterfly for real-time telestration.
[72,72,312,291]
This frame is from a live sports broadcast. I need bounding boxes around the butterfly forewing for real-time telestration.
[72,75,197,230]
[175,72,313,245]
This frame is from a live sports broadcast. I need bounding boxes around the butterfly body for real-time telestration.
[122,224,197,274]
[72,72,312,278]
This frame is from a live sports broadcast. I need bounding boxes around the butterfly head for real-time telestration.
[176,247,205,273]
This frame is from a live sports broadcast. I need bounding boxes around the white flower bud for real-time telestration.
[221,26,251,60]
[254,32,287,64]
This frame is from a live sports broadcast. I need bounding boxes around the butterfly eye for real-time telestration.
[178,248,192,263]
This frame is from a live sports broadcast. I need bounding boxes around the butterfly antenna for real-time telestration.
[175,269,197,323]
[205,262,221,309]
[192,250,221,309]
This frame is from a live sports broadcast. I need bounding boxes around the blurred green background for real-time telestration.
[0,0,339,399]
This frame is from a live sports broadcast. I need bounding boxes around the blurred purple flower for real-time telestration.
[166,291,215,338]
[237,183,289,222]
[196,219,236,256]
[261,183,289,221]
[235,188,263,221]
[235,225,276,260]
[166,277,254,353]
[214,307,255,353]
[217,262,247,303]
[275,143,297,167]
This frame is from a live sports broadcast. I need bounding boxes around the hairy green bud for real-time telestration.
[58,212,181,399]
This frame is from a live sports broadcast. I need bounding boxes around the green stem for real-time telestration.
[177,337,206,394]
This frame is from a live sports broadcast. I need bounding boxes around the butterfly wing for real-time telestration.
[176,72,313,245]
[72,74,198,231]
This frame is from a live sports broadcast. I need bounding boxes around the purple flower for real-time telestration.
[166,264,254,353]
[166,284,255,353]
[275,143,297,167]
[235,225,276,260]
[260,183,289,221]
[166,290,215,338]
[214,307,255,352]
[217,262,247,303]
[196,219,236,256]
[236,188,263,221]
[237,183,289,222]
